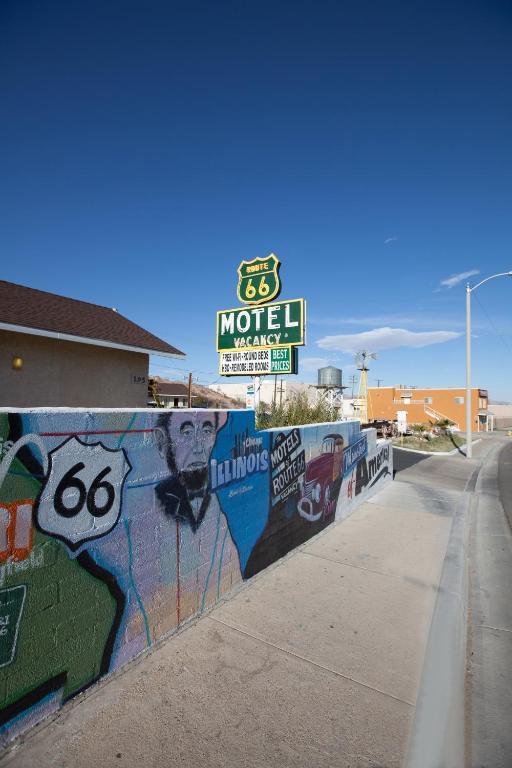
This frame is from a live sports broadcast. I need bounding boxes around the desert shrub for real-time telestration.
[433,418,455,435]
[410,423,428,439]
[256,392,339,429]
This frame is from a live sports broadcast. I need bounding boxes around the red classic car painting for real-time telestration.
[297,434,344,522]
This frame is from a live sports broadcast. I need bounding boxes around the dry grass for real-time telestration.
[392,433,465,452]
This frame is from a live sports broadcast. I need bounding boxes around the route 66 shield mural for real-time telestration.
[237,253,281,305]
[35,437,131,549]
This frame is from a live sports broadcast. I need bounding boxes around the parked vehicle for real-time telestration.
[363,420,399,438]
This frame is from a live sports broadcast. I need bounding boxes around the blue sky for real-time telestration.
[1,1,511,400]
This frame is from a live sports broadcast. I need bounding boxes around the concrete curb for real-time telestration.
[405,465,479,768]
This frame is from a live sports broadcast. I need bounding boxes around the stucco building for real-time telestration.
[487,404,512,430]
[148,379,190,408]
[0,280,185,407]
[367,386,490,432]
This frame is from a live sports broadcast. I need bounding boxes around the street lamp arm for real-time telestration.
[465,268,512,459]
[469,271,512,293]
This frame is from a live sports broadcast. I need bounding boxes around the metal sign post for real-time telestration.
[253,376,261,412]
[245,382,255,409]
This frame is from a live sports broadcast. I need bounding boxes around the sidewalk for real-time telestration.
[0,443,495,768]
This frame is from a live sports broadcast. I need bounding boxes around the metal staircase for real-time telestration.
[424,405,459,430]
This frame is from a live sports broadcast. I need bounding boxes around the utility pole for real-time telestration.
[348,374,357,399]
[278,379,285,407]
[188,372,193,408]
[376,379,384,388]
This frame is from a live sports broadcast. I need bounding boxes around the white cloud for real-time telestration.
[439,269,480,289]
[310,314,418,326]
[309,313,474,331]
[384,235,398,244]
[300,356,329,372]
[317,327,461,354]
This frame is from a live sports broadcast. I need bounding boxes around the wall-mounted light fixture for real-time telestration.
[12,356,23,370]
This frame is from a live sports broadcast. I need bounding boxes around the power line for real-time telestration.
[150,361,219,377]
[347,374,357,399]
[472,291,512,355]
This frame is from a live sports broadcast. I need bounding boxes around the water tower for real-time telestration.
[313,366,345,408]
[318,366,342,388]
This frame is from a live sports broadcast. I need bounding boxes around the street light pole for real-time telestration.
[465,271,512,459]
[465,283,472,458]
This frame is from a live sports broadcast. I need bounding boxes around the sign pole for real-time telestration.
[253,376,261,412]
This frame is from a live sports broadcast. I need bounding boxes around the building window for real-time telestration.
[424,397,433,404]
[454,397,464,404]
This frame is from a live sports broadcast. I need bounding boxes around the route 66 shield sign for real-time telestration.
[35,437,131,550]
[237,253,281,305]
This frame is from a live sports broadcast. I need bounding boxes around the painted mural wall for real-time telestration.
[0,409,392,745]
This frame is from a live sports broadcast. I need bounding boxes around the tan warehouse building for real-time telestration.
[0,280,185,408]
[368,386,490,432]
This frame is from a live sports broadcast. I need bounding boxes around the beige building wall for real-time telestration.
[488,404,512,430]
[0,329,149,407]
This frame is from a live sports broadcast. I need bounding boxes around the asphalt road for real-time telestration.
[392,445,479,494]
[392,448,431,474]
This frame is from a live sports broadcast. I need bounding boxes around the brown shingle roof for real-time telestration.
[153,381,189,397]
[0,280,185,358]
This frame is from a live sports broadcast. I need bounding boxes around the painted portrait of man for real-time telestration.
[154,411,241,620]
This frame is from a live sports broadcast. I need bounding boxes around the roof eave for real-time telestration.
[0,322,186,360]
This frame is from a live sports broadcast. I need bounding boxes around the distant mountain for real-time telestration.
[191,381,244,409]
[152,376,244,409]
